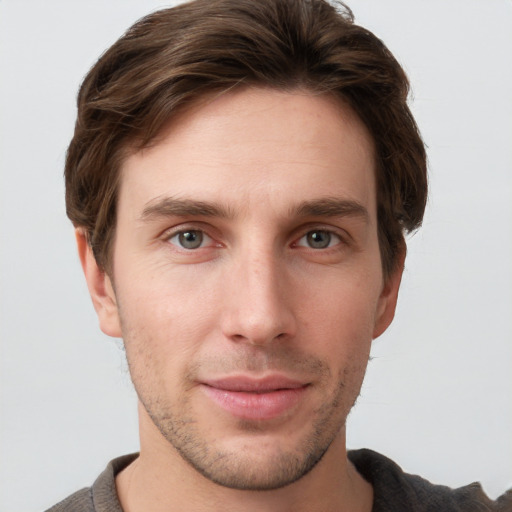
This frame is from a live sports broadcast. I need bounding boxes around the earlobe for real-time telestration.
[75,229,122,338]
[372,249,406,339]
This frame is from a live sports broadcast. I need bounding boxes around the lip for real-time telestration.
[200,375,309,421]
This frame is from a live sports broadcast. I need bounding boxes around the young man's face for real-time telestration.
[83,87,402,490]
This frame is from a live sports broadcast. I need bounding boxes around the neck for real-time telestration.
[116,405,373,512]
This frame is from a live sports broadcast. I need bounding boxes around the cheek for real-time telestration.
[300,269,382,340]
[116,258,221,336]
[296,279,380,394]
[118,295,201,407]
[115,270,229,400]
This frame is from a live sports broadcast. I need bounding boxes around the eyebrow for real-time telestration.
[293,197,369,222]
[140,196,368,223]
[140,197,233,221]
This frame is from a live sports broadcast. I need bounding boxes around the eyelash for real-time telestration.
[164,226,217,251]
[294,229,344,250]
[163,225,347,252]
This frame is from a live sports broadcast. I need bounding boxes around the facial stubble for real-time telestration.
[126,340,364,491]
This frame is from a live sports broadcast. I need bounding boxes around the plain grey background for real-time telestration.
[1,1,511,510]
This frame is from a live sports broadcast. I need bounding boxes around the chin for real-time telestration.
[182,439,332,491]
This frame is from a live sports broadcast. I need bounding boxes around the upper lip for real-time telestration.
[200,375,308,392]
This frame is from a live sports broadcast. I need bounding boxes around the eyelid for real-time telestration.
[295,231,342,249]
[291,224,350,247]
[168,230,213,250]
[161,223,222,248]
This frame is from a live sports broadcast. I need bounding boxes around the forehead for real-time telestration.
[119,87,376,219]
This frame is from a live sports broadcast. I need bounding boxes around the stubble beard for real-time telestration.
[119,302,367,492]
[136,365,359,491]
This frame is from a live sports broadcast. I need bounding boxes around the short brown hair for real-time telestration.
[65,0,427,278]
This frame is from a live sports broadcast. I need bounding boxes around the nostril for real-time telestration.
[228,331,289,345]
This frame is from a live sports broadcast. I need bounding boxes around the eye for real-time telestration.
[168,229,211,250]
[296,230,341,249]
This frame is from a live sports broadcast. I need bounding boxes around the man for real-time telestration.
[45,0,507,510]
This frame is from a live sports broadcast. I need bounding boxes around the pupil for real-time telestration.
[179,231,203,249]
[307,231,330,249]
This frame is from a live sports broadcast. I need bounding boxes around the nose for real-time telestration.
[220,247,297,346]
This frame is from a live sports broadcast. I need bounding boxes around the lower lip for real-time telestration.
[201,385,307,421]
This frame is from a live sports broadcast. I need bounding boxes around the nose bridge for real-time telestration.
[221,241,296,344]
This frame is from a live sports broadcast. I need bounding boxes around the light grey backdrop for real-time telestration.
[1,1,511,510]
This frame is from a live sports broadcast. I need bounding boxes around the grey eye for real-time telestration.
[306,230,332,249]
[296,230,341,249]
[171,230,205,249]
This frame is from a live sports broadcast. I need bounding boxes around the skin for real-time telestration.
[77,87,404,512]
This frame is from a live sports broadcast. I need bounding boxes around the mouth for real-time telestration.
[199,375,310,421]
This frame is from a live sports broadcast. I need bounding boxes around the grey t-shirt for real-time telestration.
[46,449,510,511]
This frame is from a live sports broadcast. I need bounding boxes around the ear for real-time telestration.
[75,228,122,338]
[372,248,406,339]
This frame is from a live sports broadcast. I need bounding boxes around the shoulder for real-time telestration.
[44,453,138,512]
[348,448,503,512]
[45,487,94,512]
